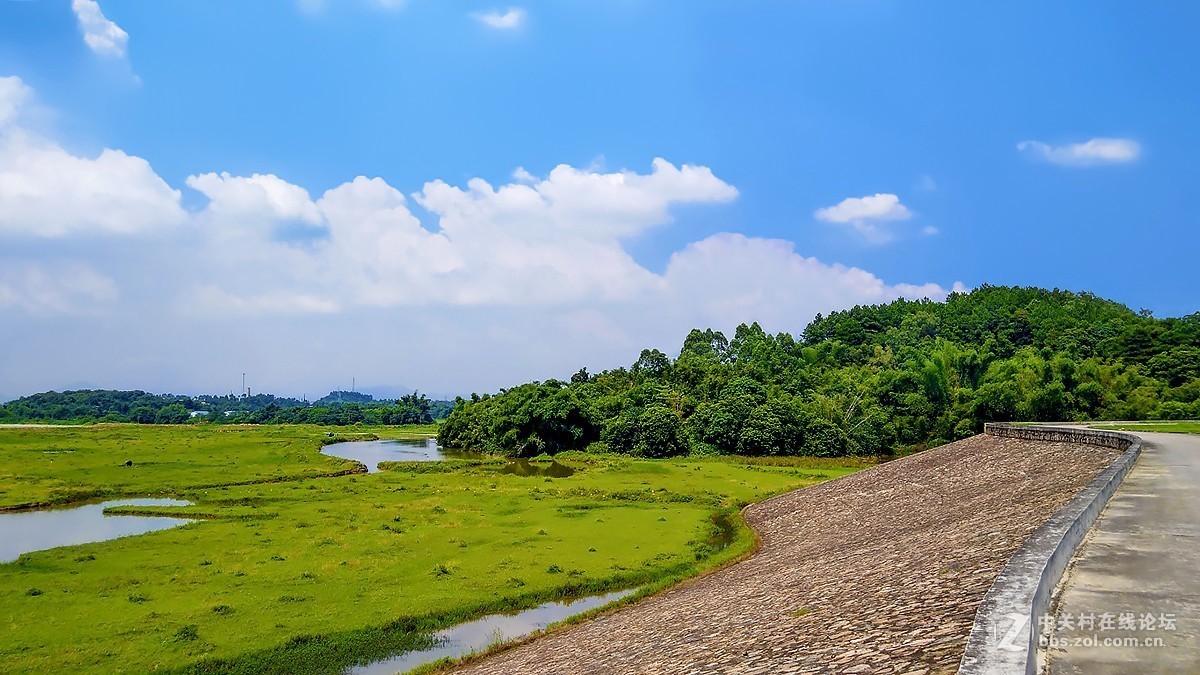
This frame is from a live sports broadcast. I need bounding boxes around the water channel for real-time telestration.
[0,498,193,563]
[349,588,636,675]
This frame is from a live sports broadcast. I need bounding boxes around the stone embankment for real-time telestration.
[959,424,1140,674]
[453,433,1121,674]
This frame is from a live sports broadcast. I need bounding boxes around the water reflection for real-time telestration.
[498,459,576,478]
[0,498,193,563]
[321,439,482,473]
[349,588,636,675]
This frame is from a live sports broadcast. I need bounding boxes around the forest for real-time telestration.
[0,389,454,426]
[438,286,1200,458]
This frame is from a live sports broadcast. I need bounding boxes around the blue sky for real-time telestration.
[0,1,1196,400]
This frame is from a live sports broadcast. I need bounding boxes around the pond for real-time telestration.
[0,498,193,564]
[321,439,484,473]
[321,440,576,478]
[349,588,637,675]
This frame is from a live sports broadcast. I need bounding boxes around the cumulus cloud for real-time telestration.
[187,172,324,225]
[472,8,526,30]
[0,142,184,237]
[173,164,953,333]
[0,81,185,237]
[661,233,948,329]
[179,158,736,312]
[0,74,958,398]
[71,0,129,58]
[814,193,912,244]
[1017,137,1141,167]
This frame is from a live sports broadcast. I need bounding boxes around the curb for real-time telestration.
[957,424,1142,675]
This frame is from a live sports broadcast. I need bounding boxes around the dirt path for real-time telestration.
[452,435,1120,675]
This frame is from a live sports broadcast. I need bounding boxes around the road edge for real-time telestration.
[957,424,1142,675]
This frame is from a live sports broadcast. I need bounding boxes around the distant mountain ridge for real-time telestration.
[0,388,455,425]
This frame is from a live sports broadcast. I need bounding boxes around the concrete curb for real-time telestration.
[957,424,1142,675]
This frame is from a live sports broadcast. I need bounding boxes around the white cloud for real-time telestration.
[186,286,340,316]
[660,233,949,330]
[0,75,959,399]
[1017,137,1141,167]
[815,193,911,223]
[472,8,526,30]
[922,225,939,236]
[814,193,912,244]
[71,0,129,58]
[186,172,323,226]
[0,261,118,314]
[0,81,186,237]
[178,158,735,312]
[0,76,31,129]
[0,140,185,237]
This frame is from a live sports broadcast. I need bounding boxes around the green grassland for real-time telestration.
[0,424,865,673]
[0,424,436,509]
[1090,421,1200,434]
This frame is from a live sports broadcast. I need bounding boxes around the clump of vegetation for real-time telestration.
[440,287,1200,457]
[173,625,199,642]
[0,389,454,426]
[24,588,43,597]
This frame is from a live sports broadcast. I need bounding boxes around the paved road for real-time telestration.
[452,435,1120,675]
[1046,431,1200,673]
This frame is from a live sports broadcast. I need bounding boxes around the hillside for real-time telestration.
[439,286,1200,457]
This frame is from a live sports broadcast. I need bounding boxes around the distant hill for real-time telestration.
[313,390,374,405]
[0,388,455,426]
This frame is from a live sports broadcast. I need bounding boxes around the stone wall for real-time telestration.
[958,424,1141,675]
[984,423,1135,450]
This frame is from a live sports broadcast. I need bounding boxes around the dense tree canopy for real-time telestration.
[0,389,452,426]
[439,286,1200,458]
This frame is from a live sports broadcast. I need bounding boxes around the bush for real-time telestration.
[633,406,688,458]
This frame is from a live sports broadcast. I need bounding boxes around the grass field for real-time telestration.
[0,424,436,510]
[1090,421,1200,434]
[0,424,867,673]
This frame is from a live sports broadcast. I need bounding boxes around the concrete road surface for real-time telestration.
[1046,430,1200,673]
